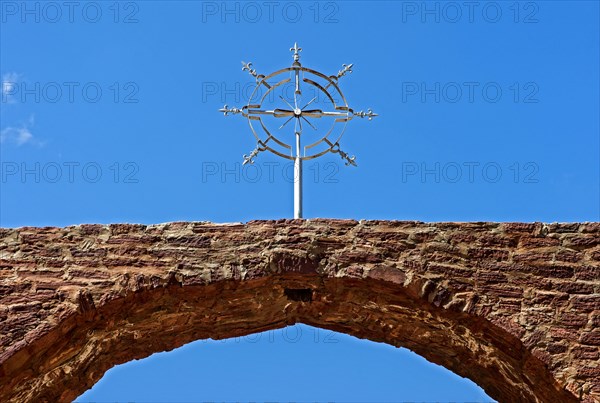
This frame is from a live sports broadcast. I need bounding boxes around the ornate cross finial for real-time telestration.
[219,44,377,219]
[290,42,302,64]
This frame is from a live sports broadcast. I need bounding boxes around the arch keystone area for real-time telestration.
[0,220,598,402]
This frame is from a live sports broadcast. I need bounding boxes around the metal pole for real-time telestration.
[294,130,302,219]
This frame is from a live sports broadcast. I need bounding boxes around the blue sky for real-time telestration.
[1,1,598,401]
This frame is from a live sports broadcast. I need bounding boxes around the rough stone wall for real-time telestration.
[0,220,598,403]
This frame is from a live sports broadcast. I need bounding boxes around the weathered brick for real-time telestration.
[70,248,107,258]
[479,284,523,298]
[478,234,518,247]
[78,224,104,236]
[571,295,600,312]
[109,223,147,235]
[547,343,568,354]
[564,235,600,249]
[575,265,600,281]
[531,291,569,305]
[528,264,575,279]
[572,346,600,360]
[547,223,580,233]
[550,327,580,341]
[501,222,539,232]
[579,222,600,233]
[580,330,600,346]
[555,282,595,294]
[554,249,582,263]
[468,248,509,261]
[559,313,590,328]
[578,367,600,378]
[512,251,554,263]
[474,271,507,283]
[367,266,406,284]
[519,236,560,248]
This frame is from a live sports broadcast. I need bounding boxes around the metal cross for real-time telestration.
[219,43,377,219]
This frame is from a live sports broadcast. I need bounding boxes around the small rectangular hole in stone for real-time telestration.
[284,288,313,302]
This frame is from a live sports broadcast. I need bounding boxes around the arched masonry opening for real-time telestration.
[0,220,598,402]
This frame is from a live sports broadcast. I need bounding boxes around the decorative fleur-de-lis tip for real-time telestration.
[219,105,242,116]
[290,42,302,63]
[366,108,378,120]
[243,146,260,165]
[241,61,257,76]
[331,143,358,167]
[337,63,353,79]
[339,150,357,167]
[354,108,378,120]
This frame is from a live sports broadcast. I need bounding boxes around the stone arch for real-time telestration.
[0,220,598,402]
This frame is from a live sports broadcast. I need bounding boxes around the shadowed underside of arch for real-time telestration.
[0,220,598,402]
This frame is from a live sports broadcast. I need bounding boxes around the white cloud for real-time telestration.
[1,127,32,145]
[0,115,42,147]
[2,72,21,103]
